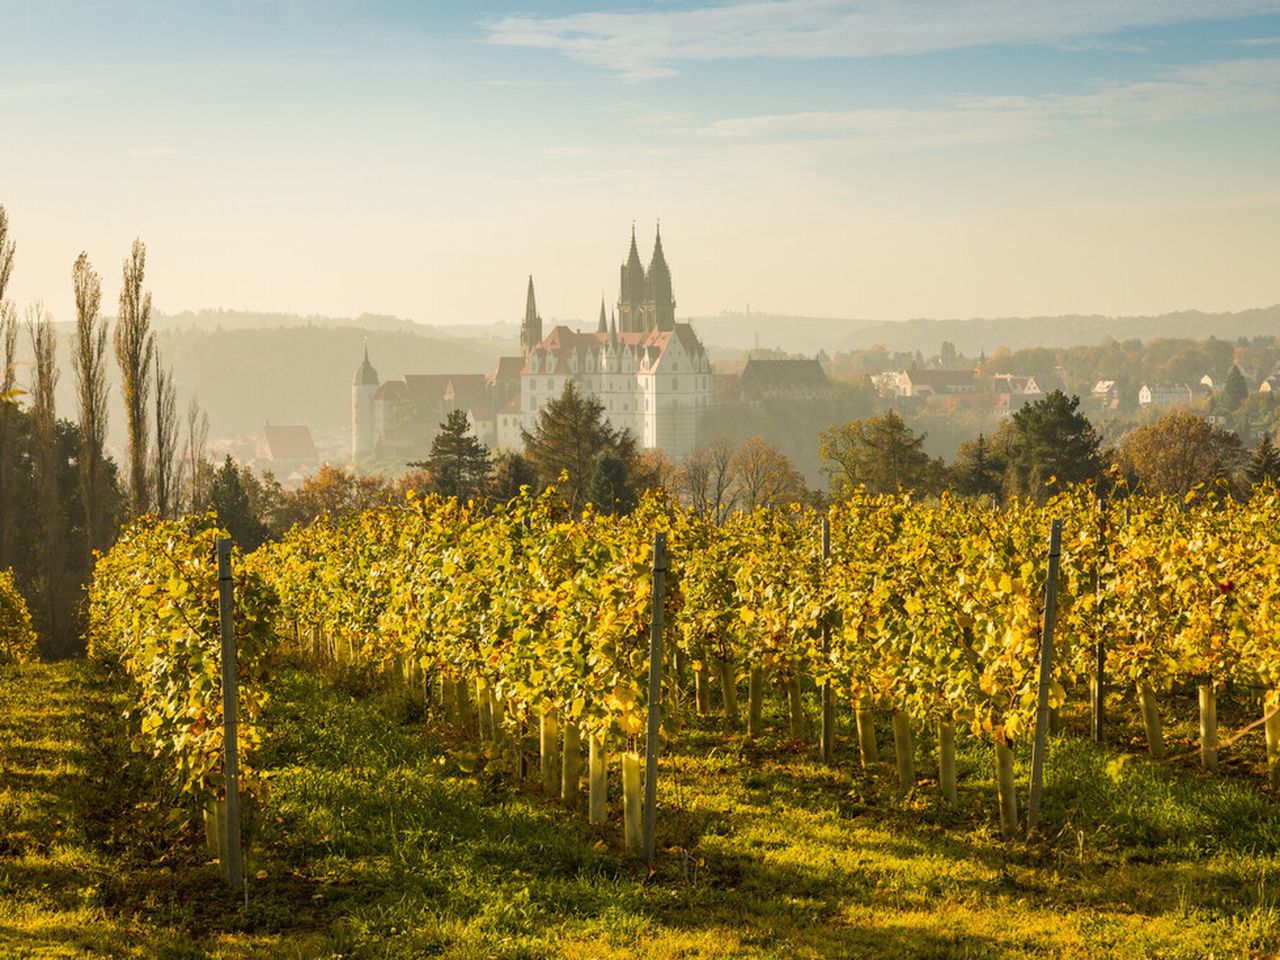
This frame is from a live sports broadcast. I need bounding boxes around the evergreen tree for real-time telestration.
[586,449,634,514]
[1248,433,1280,487]
[521,381,636,505]
[818,409,936,497]
[1222,365,1249,413]
[208,456,268,551]
[1004,391,1101,501]
[419,409,491,501]
[488,450,536,501]
[952,433,1004,500]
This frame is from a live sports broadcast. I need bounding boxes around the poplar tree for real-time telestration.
[70,252,111,552]
[183,396,210,514]
[0,208,16,569]
[28,305,62,655]
[114,239,154,516]
[153,354,178,518]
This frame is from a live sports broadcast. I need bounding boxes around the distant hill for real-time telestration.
[685,312,875,356]
[831,305,1280,356]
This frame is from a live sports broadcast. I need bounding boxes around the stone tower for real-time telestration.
[520,275,542,354]
[617,224,674,334]
[352,343,379,464]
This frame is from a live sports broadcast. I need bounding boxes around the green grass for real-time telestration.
[5,660,1280,958]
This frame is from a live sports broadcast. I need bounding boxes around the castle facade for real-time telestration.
[352,226,714,466]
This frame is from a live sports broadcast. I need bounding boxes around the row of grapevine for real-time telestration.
[87,515,276,830]
[243,483,1280,841]
[0,568,38,665]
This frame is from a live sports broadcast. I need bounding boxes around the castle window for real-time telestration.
[672,378,678,390]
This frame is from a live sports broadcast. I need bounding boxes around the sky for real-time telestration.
[3,1,1280,328]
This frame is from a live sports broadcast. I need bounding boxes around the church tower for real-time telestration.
[647,223,675,332]
[520,275,542,354]
[352,343,379,464]
[617,225,649,334]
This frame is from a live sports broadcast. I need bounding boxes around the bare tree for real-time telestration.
[28,304,62,654]
[70,252,111,552]
[0,303,17,569]
[182,395,210,514]
[153,353,178,518]
[0,209,18,569]
[731,436,807,511]
[676,435,739,524]
[114,238,154,516]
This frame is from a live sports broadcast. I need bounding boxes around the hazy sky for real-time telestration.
[3,1,1280,328]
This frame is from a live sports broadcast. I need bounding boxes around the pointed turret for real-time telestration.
[352,342,379,466]
[618,223,648,334]
[647,222,675,331]
[597,296,608,334]
[609,312,619,349]
[520,275,543,354]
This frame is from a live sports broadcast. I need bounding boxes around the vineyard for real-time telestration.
[10,484,1280,956]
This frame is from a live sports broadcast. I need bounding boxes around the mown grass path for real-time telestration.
[6,660,1280,958]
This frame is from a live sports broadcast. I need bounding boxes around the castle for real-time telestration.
[352,226,715,466]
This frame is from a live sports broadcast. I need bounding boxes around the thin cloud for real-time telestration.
[700,58,1280,154]
[482,0,1280,81]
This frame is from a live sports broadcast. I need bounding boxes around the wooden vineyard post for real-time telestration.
[1199,683,1218,773]
[642,530,667,866]
[1026,518,1062,838]
[855,698,878,768]
[820,518,835,763]
[891,710,915,791]
[1092,491,1107,744]
[215,538,244,894]
[1266,692,1280,790]
[540,706,560,796]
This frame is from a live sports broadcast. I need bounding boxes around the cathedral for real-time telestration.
[353,226,715,466]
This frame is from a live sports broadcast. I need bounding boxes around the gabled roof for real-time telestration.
[522,322,706,375]
[903,369,974,388]
[493,356,524,382]
[739,358,830,398]
[258,424,317,462]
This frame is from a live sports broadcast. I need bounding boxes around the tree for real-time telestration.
[182,396,210,514]
[1248,433,1280,487]
[1118,412,1245,498]
[208,456,269,551]
[1003,391,1101,501]
[586,449,634,514]
[28,306,64,654]
[731,436,807,510]
[0,208,17,571]
[152,354,179,518]
[676,436,738,523]
[488,450,536,501]
[818,409,936,497]
[521,381,636,505]
[952,433,1005,500]
[70,252,112,553]
[114,239,154,516]
[417,409,491,501]
[1222,365,1249,413]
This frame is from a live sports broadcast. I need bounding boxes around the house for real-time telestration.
[1138,383,1193,408]
[896,369,976,398]
[255,424,320,486]
[736,358,831,402]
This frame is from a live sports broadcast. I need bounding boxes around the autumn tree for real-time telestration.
[819,409,938,497]
[676,436,739,523]
[521,381,637,506]
[114,239,154,516]
[417,409,491,501]
[1116,412,1244,498]
[182,396,210,514]
[70,252,113,552]
[0,208,17,569]
[731,436,807,510]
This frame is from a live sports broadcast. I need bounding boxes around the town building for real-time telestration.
[352,226,715,465]
[1138,383,1194,408]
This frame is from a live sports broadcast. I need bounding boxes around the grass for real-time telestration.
[5,659,1280,958]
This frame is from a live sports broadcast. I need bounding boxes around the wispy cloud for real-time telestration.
[483,0,1280,80]
[1230,36,1280,45]
[700,58,1280,153]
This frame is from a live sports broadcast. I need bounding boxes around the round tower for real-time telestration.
[352,344,379,465]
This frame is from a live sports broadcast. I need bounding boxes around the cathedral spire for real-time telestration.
[647,222,675,332]
[521,275,542,355]
[598,295,607,333]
